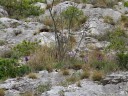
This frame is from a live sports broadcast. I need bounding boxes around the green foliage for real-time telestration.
[117,53,128,69]
[124,1,128,7]
[61,6,86,29]
[0,58,31,79]
[0,40,6,46]
[91,60,118,73]
[0,58,17,79]
[108,28,128,52]
[17,65,31,77]
[12,40,40,58]
[0,0,44,19]
[81,0,88,3]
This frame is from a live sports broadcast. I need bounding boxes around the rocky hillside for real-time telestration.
[0,0,128,96]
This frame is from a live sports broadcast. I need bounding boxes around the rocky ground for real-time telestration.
[0,0,128,96]
[0,70,128,96]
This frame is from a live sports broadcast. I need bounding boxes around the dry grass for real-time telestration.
[103,16,115,25]
[76,81,82,87]
[72,64,83,70]
[42,16,53,27]
[28,45,56,71]
[62,69,70,76]
[28,73,38,79]
[21,91,33,96]
[46,65,53,73]
[80,70,90,79]
[0,88,5,96]
[92,71,103,81]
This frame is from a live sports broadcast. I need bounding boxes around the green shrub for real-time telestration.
[0,58,31,79]
[61,6,85,29]
[0,0,44,19]
[108,28,128,52]
[124,1,128,7]
[91,60,118,73]
[12,40,40,59]
[17,65,31,77]
[117,53,128,69]
[0,58,17,79]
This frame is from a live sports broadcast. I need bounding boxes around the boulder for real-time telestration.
[34,2,47,10]
[0,6,8,17]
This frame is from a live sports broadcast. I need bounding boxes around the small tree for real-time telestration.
[44,0,88,61]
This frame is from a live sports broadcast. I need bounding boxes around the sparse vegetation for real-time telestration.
[62,69,70,75]
[28,73,38,79]
[21,91,33,96]
[92,71,103,81]
[0,0,44,19]
[0,1,128,94]
[103,16,115,25]
[0,88,5,96]
[80,70,90,79]
[35,82,51,95]
[12,40,40,59]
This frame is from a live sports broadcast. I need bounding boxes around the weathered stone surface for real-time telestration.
[0,6,8,17]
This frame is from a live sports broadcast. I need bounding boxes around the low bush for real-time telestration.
[124,1,128,7]
[92,71,103,81]
[0,0,44,19]
[17,65,31,77]
[117,53,128,70]
[80,70,90,79]
[0,88,5,96]
[61,6,86,30]
[0,58,17,79]
[28,73,37,79]
[91,60,118,73]
[62,69,70,75]
[12,40,40,59]
[0,58,31,79]
[28,45,57,71]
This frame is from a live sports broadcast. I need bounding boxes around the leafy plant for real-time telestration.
[117,53,128,69]
[12,40,40,59]
[61,6,85,29]
[0,58,31,79]
[108,28,127,52]
[124,1,128,7]
[0,0,44,19]
[0,58,17,79]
